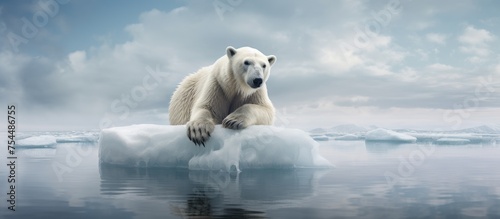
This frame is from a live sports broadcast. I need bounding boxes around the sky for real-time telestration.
[0,0,499,131]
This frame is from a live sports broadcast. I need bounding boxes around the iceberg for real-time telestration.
[334,134,363,141]
[98,124,333,171]
[406,132,493,144]
[312,135,330,141]
[365,128,416,143]
[450,125,500,134]
[16,135,57,148]
[56,134,98,143]
[435,138,471,145]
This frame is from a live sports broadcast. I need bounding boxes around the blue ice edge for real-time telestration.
[98,124,333,171]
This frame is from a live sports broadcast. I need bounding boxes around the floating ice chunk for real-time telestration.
[365,128,416,143]
[312,135,329,141]
[435,138,471,145]
[56,134,98,143]
[334,134,362,141]
[17,135,57,148]
[98,124,333,171]
[407,132,489,144]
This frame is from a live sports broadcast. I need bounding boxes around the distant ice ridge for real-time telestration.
[17,135,57,147]
[309,124,500,144]
[334,134,362,141]
[365,128,417,143]
[435,138,471,145]
[311,135,330,141]
[310,124,368,135]
[98,124,333,171]
[55,132,99,143]
[14,131,99,147]
[309,124,368,142]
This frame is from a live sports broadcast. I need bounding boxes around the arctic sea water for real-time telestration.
[1,125,499,218]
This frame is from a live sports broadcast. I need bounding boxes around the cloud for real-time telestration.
[68,50,86,72]
[413,21,435,30]
[458,25,496,63]
[426,63,458,72]
[458,26,495,45]
[425,33,447,44]
[1,1,499,130]
[422,63,464,82]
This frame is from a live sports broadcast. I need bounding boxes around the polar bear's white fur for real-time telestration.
[169,46,276,146]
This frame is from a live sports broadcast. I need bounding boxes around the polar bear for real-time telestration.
[169,46,276,146]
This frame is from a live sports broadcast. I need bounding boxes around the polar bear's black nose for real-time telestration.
[253,78,263,87]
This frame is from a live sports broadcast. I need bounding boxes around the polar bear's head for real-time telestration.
[226,46,276,92]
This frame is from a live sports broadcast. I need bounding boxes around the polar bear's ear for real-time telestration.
[267,55,276,66]
[226,46,237,59]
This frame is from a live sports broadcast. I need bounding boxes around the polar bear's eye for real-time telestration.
[244,60,251,66]
[262,64,266,68]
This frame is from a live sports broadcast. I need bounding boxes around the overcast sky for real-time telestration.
[1,0,499,131]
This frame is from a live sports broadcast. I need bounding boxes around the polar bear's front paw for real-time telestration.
[186,120,214,146]
[222,114,248,130]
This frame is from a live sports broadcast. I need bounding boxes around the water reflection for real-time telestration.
[99,164,329,218]
[2,138,500,218]
[364,141,406,153]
